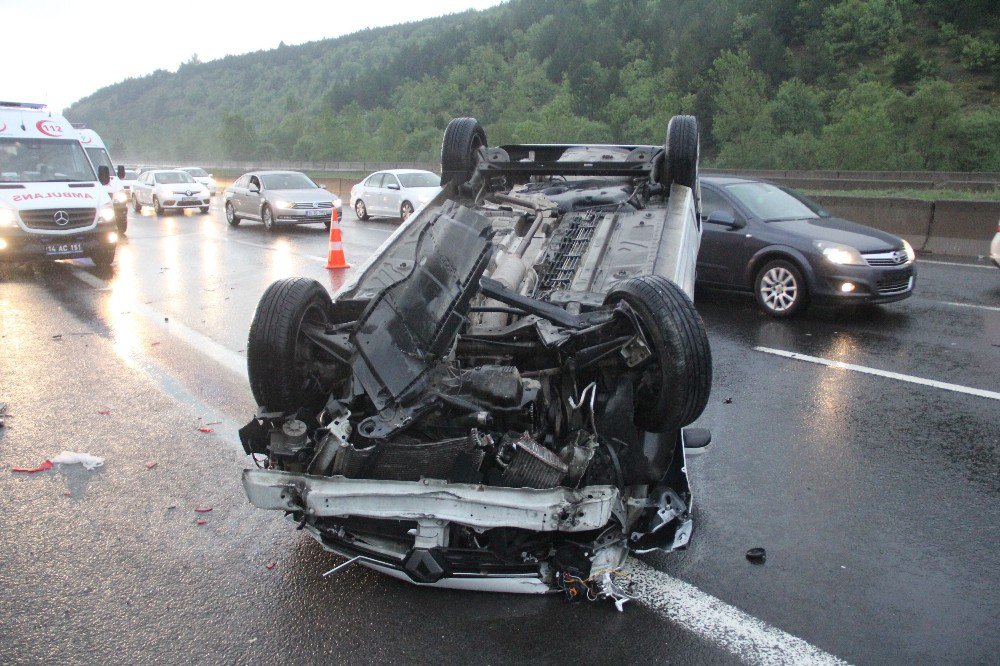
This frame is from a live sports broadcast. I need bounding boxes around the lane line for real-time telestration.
[755,347,1000,400]
[918,259,995,270]
[626,561,848,665]
[937,300,1000,313]
[69,267,249,380]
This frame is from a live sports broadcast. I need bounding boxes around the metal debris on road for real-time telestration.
[746,547,767,564]
[12,460,53,473]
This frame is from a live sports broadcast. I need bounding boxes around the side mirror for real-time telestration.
[319,184,327,189]
[116,165,125,180]
[387,183,400,191]
[249,184,260,194]
[98,165,110,186]
[706,210,743,229]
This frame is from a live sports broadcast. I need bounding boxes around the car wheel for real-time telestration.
[441,117,487,188]
[262,205,274,232]
[132,195,141,213]
[604,275,712,432]
[89,246,116,271]
[355,199,369,221]
[659,115,699,190]
[225,202,240,226]
[153,196,163,215]
[247,277,341,413]
[200,206,209,214]
[754,259,809,318]
[400,200,414,221]
[116,215,128,235]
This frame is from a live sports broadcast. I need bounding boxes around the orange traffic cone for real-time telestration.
[325,208,350,269]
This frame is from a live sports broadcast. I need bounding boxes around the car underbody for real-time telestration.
[239,117,712,608]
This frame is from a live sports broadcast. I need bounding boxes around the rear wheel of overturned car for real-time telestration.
[754,259,808,318]
[355,199,369,221]
[659,115,699,190]
[225,201,240,226]
[247,277,337,413]
[400,200,414,221]
[441,117,487,188]
[604,275,712,432]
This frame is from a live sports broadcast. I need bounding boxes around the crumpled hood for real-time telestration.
[767,216,902,252]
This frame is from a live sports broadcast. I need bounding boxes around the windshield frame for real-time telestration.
[0,137,98,183]
[154,171,196,185]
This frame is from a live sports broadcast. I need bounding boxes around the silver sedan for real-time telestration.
[223,171,341,231]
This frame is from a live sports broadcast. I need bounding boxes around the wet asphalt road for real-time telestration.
[1,201,997,665]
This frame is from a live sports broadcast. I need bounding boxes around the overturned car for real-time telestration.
[239,116,712,606]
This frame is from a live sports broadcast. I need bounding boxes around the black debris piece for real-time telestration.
[746,547,766,564]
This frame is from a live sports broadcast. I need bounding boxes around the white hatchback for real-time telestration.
[350,169,441,221]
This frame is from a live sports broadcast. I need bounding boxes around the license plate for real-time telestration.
[46,243,82,255]
[182,199,199,204]
[306,209,319,216]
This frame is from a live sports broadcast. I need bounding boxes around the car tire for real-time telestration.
[262,205,274,232]
[441,117,487,188]
[247,277,338,413]
[604,275,712,432]
[355,199,369,221]
[116,216,128,235]
[89,246,116,271]
[200,206,209,214]
[132,195,141,213]
[659,115,699,190]
[754,259,809,318]
[225,202,240,226]
[400,200,414,221]
[153,196,163,216]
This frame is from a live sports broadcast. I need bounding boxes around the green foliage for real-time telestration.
[64,0,999,172]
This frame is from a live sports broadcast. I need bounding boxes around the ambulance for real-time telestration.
[75,126,129,234]
[0,102,118,268]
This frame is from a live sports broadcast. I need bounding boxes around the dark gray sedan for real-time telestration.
[696,176,916,317]
[223,171,341,231]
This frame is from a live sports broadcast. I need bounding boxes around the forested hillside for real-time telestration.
[66,0,1000,171]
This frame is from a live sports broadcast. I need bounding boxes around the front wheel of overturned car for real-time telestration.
[441,117,487,188]
[754,259,809,318]
[604,275,712,432]
[659,115,699,190]
[248,277,338,413]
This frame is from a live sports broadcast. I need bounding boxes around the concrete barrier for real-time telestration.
[924,200,1000,257]
[811,195,933,249]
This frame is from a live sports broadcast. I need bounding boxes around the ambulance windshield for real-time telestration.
[0,138,98,183]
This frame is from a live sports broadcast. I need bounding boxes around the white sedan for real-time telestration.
[178,166,218,195]
[350,169,441,221]
[131,169,211,215]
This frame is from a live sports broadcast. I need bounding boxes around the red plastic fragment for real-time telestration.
[12,460,53,473]
[196,427,213,433]
[265,562,276,570]
[97,409,111,415]
[63,491,72,497]
[196,519,208,526]
[145,461,157,469]
[194,507,213,513]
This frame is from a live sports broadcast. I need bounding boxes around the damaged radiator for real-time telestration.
[536,210,600,296]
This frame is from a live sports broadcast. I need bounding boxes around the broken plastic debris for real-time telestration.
[265,563,276,570]
[151,341,161,346]
[196,427,214,433]
[746,547,766,564]
[51,334,63,340]
[194,507,213,513]
[723,397,733,404]
[196,519,208,526]
[52,451,105,470]
[204,421,222,426]
[145,461,157,469]
[97,408,112,415]
[12,460,53,473]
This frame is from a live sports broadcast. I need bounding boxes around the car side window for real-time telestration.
[249,176,261,191]
[384,174,400,188]
[701,187,738,221]
[367,173,384,188]
[235,175,248,188]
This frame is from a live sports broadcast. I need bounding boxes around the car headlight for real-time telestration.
[100,205,116,222]
[902,239,915,262]
[275,200,294,209]
[0,208,17,227]
[333,198,342,208]
[814,240,865,266]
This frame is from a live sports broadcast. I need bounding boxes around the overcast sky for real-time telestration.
[5,0,506,112]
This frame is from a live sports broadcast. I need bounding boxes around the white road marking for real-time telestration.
[626,561,848,665]
[937,300,1000,313]
[69,267,249,380]
[755,347,1000,400]
[223,237,328,263]
[918,259,995,270]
